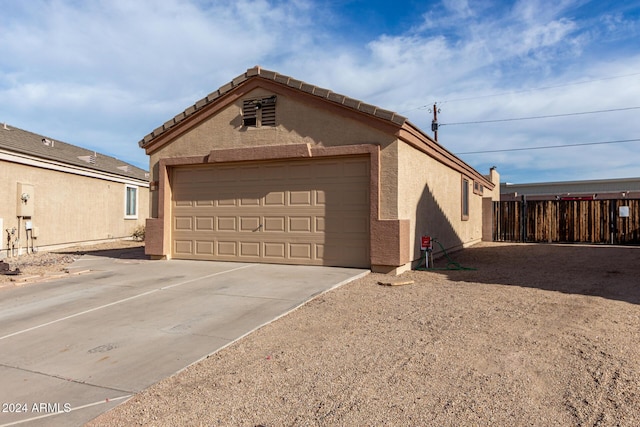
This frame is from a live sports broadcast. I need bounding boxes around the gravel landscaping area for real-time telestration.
[83,242,640,426]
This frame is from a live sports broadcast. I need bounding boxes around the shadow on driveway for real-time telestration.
[56,245,148,261]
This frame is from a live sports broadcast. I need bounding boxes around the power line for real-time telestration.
[456,138,640,155]
[441,106,640,126]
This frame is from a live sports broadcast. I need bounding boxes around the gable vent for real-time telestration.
[242,95,277,127]
[242,100,257,126]
[260,95,276,126]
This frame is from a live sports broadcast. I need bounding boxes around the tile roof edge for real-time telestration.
[139,66,408,148]
[251,66,408,125]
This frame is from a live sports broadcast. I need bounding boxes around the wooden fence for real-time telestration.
[493,199,640,244]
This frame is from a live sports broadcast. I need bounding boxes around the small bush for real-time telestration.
[132,225,145,241]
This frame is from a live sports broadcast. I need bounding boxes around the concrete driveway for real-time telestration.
[0,250,368,426]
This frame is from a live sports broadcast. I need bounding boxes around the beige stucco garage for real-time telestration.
[140,66,499,274]
[171,156,370,267]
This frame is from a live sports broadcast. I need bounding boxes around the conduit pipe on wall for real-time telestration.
[25,220,36,254]
[17,216,22,256]
[5,227,17,258]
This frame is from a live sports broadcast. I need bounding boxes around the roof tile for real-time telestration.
[374,108,396,121]
[391,114,407,125]
[173,112,186,124]
[218,82,234,94]
[246,66,260,77]
[274,74,290,85]
[152,125,164,136]
[300,83,315,94]
[232,74,248,86]
[312,87,331,98]
[327,92,346,103]
[184,105,196,116]
[194,98,208,109]
[259,69,278,80]
[341,97,361,109]
[206,91,220,102]
[286,78,303,89]
[358,102,377,115]
[163,118,175,129]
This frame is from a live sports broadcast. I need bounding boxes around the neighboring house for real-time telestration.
[0,124,149,256]
[501,177,640,201]
[140,66,499,274]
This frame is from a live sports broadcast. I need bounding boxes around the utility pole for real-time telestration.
[430,103,440,142]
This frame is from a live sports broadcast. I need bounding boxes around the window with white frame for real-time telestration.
[125,185,138,219]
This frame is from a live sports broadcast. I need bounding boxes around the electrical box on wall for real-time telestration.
[17,183,35,217]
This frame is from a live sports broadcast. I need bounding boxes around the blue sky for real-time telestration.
[1,0,639,184]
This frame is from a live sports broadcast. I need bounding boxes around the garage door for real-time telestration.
[171,156,370,268]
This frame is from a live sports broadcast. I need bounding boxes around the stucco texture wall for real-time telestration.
[1,160,148,250]
[147,87,399,219]
[398,142,485,263]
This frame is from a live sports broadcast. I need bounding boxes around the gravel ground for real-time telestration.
[84,242,640,427]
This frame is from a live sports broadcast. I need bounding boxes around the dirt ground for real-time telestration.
[82,242,640,426]
[6,241,640,425]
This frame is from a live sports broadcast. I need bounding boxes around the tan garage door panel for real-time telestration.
[171,157,369,267]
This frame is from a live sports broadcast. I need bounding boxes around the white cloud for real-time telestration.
[0,0,320,166]
[442,0,474,18]
[0,0,638,182]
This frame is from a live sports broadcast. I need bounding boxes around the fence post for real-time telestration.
[483,198,494,241]
[520,195,527,242]
[609,201,616,244]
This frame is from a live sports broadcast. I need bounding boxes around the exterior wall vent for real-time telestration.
[242,95,277,127]
[242,101,257,126]
[260,95,277,126]
[78,154,97,165]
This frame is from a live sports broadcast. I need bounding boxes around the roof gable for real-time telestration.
[138,66,494,189]
[0,124,149,181]
[139,66,408,150]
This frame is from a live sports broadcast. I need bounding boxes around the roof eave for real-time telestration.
[399,120,495,189]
